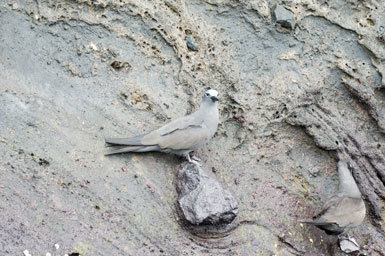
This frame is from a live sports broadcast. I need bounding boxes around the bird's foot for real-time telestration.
[190,160,202,166]
[191,155,202,162]
[339,234,354,242]
[186,154,202,167]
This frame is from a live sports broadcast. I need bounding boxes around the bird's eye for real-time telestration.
[205,93,210,97]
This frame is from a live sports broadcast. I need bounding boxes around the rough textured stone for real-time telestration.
[177,162,238,225]
[273,4,296,30]
[339,238,360,254]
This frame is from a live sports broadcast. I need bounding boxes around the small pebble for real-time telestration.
[55,243,60,250]
[186,35,198,51]
[46,253,51,256]
[339,237,360,253]
[23,250,31,256]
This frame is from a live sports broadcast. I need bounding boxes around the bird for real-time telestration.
[301,160,366,235]
[105,89,219,164]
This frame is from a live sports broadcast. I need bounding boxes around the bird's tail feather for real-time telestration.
[299,219,333,226]
[301,221,318,225]
[105,145,160,155]
[298,219,315,224]
[105,134,145,146]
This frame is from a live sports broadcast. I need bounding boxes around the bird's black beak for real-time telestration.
[211,96,219,102]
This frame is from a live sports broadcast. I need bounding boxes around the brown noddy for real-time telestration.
[302,160,366,235]
[105,89,219,164]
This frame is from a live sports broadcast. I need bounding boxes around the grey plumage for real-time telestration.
[105,89,219,162]
[301,160,366,235]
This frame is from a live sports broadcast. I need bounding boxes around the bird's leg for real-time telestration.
[186,153,192,162]
[347,235,359,247]
[186,153,202,167]
[191,155,201,162]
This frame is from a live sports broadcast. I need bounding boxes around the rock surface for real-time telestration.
[177,162,238,225]
[1,0,385,255]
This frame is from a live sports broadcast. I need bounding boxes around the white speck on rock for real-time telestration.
[23,250,31,256]
[54,243,60,250]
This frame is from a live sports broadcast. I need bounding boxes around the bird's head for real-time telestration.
[202,89,219,104]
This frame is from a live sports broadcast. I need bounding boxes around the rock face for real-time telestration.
[1,0,385,255]
[177,162,238,225]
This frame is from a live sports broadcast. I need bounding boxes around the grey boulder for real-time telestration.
[273,4,296,30]
[176,162,238,225]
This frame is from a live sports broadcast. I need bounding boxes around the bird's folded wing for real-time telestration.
[155,114,201,135]
[140,114,204,146]
[157,125,210,150]
[311,196,340,220]
[321,196,340,210]
[323,197,364,226]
